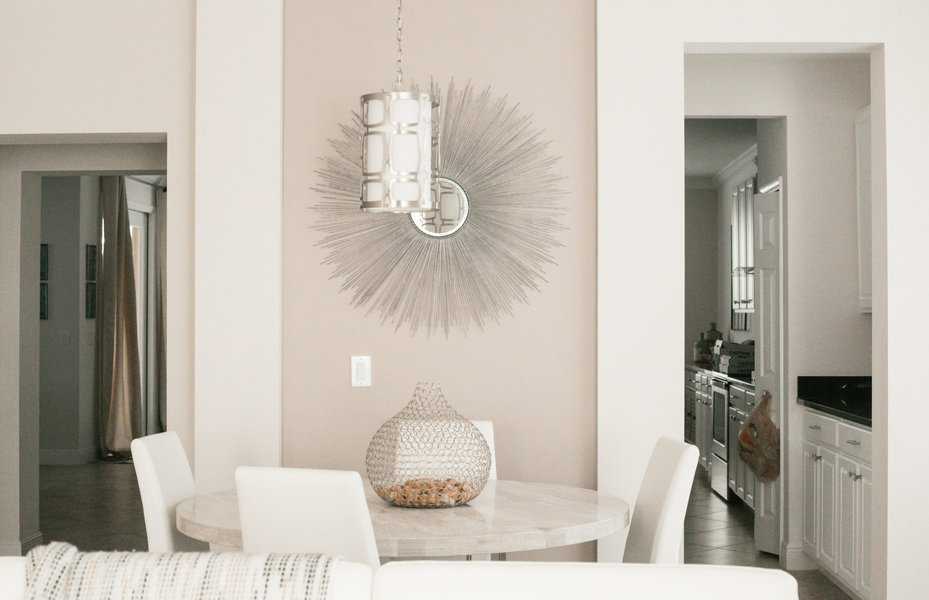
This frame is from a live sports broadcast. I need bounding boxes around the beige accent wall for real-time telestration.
[283,0,596,561]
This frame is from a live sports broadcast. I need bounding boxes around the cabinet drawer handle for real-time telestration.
[808,425,821,431]
[846,439,862,446]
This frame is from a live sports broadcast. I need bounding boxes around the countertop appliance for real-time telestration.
[709,378,731,499]
[797,376,872,427]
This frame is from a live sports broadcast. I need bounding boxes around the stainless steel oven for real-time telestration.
[709,378,731,499]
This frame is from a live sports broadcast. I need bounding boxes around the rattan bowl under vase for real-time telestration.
[366,382,491,508]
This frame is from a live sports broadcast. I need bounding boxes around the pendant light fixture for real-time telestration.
[360,0,436,213]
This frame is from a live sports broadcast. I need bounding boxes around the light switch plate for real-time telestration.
[351,355,372,387]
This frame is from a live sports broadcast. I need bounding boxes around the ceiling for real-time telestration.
[685,119,757,177]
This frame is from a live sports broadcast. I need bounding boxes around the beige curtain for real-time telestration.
[95,176,141,456]
[154,186,167,431]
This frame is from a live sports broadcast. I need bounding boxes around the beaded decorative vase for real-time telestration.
[366,382,491,508]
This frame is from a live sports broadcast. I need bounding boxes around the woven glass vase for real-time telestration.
[366,382,491,508]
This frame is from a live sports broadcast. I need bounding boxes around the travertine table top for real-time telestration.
[176,479,630,558]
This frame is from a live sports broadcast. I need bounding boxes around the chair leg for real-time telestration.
[491,553,507,561]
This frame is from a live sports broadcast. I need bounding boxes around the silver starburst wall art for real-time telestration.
[312,80,566,336]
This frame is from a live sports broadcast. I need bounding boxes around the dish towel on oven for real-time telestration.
[24,542,339,600]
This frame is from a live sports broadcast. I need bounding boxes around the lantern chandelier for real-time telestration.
[360,0,437,213]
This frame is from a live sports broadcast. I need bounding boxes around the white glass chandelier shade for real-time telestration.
[360,90,435,213]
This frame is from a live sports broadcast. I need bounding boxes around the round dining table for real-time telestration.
[176,479,630,558]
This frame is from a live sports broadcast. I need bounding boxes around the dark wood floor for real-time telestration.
[40,463,147,552]
[685,471,852,600]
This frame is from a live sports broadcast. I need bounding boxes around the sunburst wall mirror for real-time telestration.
[312,79,566,336]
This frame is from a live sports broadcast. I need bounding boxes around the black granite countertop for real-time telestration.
[685,363,754,388]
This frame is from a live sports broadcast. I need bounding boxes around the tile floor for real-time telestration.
[685,470,852,600]
[40,463,147,552]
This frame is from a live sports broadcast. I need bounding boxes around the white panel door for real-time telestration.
[752,181,783,555]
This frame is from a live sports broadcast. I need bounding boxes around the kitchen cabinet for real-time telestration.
[731,179,755,314]
[837,456,859,588]
[696,391,712,471]
[801,442,820,558]
[684,384,696,445]
[819,448,838,572]
[802,409,872,599]
[859,466,872,597]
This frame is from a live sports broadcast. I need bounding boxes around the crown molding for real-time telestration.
[713,144,758,188]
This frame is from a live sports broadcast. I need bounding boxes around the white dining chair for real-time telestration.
[130,431,207,552]
[375,561,798,600]
[235,466,380,569]
[623,437,699,564]
[471,420,497,480]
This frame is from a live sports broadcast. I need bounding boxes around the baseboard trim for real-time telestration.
[785,544,818,571]
[41,447,96,465]
[820,565,865,600]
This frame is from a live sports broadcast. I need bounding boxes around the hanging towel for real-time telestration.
[738,390,781,482]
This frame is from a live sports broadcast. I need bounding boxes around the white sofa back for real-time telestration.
[0,557,25,599]
[1,556,799,600]
[374,561,799,600]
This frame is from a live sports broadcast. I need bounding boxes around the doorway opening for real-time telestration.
[684,116,785,565]
[38,172,166,551]
[683,51,874,600]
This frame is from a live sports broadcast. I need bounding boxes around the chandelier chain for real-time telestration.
[395,0,404,88]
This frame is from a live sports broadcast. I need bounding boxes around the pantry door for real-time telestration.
[752,178,784,556]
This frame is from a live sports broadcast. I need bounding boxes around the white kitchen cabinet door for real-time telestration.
[745,467,755,510]
[736,415,747,498]
[819,448,838,572]
[859,466,872,598]
[837,456,860,588]
[695,395,707,469]
[802,442,820,558]
[728,413,738,492]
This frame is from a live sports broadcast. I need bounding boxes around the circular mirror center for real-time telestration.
[410,177,470,237]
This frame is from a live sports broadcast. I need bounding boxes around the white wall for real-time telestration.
[38,177,88,464]
[78,177,99,459]
[37,176,98,466]
[194,0,283,492]
[598,3,929,598]
[685,184,719,360]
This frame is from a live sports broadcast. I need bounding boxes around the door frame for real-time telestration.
[0,140,167,554]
